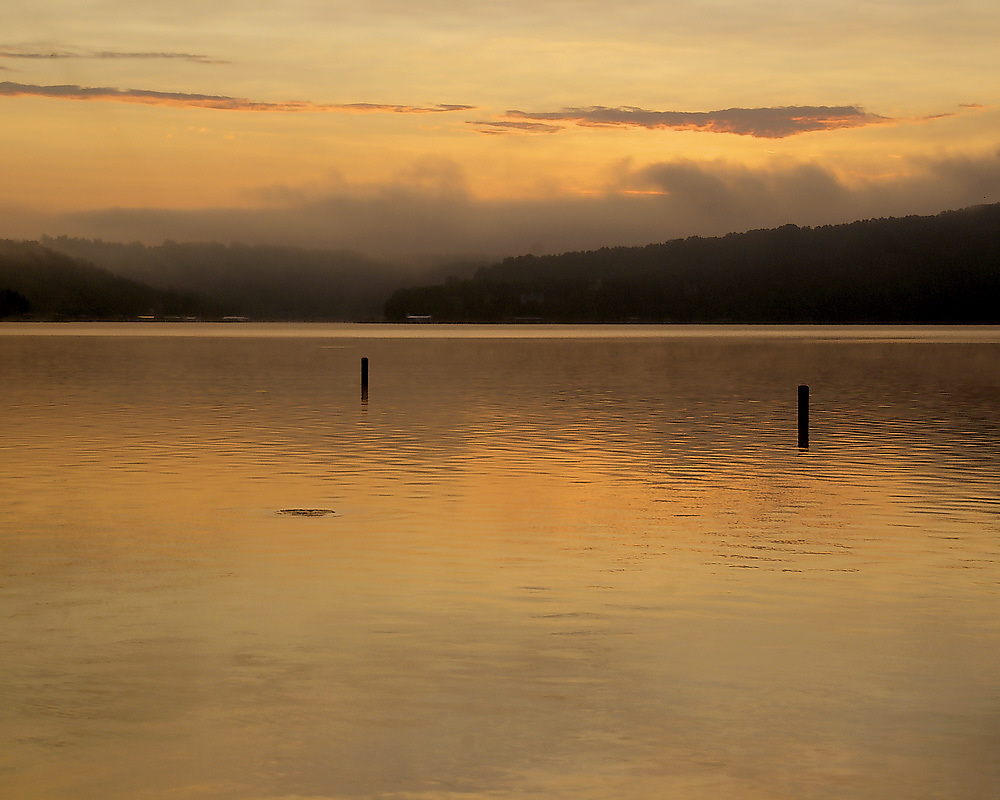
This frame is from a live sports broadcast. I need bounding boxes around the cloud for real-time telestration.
[0,47,227,64]
[469,119,564,135]
[26,147,999,264]
[0,81,473,114]
[503,105,890,138]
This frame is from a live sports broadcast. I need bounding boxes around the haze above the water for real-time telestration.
[3,1,1000,260]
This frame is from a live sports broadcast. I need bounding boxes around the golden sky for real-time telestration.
[3,0,999,259]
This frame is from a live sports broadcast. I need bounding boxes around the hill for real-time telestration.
[0,240,216,320]
[40,237,481,321]
[384,205,1000,323]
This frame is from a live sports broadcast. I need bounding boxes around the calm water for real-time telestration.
[2,323,999,800]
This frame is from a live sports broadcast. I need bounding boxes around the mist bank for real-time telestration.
[18,147,1000,262]
[385,204,1000,323]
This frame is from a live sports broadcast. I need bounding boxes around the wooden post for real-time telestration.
[361,357,369,403]
[798,384,809,448]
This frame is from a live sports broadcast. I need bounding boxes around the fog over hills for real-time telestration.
[19,147,1000,263]
[2,204,998,322]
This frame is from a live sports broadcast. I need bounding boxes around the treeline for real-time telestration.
[0,240,216,320]
[384,204,1000,323]
[5,204,999,323]
[40,237,480,321]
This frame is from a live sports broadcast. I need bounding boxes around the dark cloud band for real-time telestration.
[0,81,473,114]
[0,48,226,64]
[504,104,889,138]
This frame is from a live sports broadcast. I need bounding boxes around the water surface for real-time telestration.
[2,324,999,799]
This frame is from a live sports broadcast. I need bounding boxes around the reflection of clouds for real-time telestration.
[4,329,998,800]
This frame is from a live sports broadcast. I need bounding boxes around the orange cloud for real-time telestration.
[503,105,891,138]
[0,81,474,114]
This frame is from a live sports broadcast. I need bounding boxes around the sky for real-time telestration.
[3,0,1000,261]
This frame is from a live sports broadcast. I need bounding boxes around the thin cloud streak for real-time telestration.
[470,119,564,135]
[0,47,227,64]
[505,105,891,138]
[0,82,474,114]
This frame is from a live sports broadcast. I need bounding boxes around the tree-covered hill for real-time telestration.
[384,204,1000,323]
[0,240,216,320]
[41,237,479,321]
[7,204,999,323]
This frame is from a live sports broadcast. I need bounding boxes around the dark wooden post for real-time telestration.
[361,357,369,403]
[798,384,809,448]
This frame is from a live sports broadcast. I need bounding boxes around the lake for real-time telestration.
[2,323,998,800]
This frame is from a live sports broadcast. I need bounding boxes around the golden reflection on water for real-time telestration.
[1,325,999,799]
